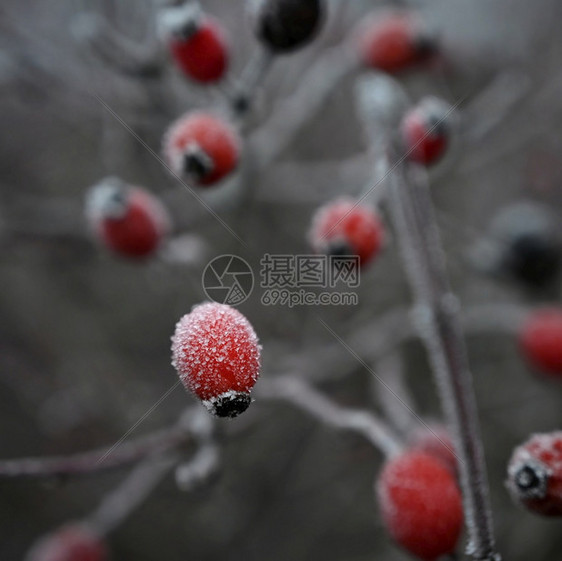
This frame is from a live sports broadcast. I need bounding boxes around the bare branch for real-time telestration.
[256,376,403,458]
[0,409,196,479]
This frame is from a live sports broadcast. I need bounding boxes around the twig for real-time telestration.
[230,46,276,119]
[87,409,218,534]
[88,453,180,535]
[0,410,195,479]
[357,75,501,560]
[371,353,417,437]
[71,12,163,78]
[387,162,501,561]
[256,376,403,457]
[250,45,357,167]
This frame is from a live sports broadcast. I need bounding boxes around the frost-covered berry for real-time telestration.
[171,302,261,418]
[519,308,562,377]
[401,97,451,166]
[355,11,436,74]
[158,3,229,83]
[308,198,384,266]
[376,451,463,560]
[409,424,457,475]
[507,431,562,516]
[25,524,108,561]
[251,0,325,53]
[86,177,171,259]
[164,112,240,186]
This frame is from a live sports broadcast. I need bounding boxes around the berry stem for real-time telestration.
[256,376,403,457]
[386,161,501,561]
[231,46,276,118]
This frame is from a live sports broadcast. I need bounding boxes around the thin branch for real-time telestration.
[0,410,196,479]
[371,353,417,437]
[250,45,357,167]
[387,160,500,561]
[71,12,163,78]
[256,376,403,458]
[88,453,179,535]
[357,75,501,560]
[230,46,276,120]
[87,410,218,535]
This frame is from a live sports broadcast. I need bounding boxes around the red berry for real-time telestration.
[356,11,436,74]
[171,302,261,417]
[25,524,108,561]
[308,198,384,266]
[159,4,228,83]
[519,308,562,376]
[401,98,450,166]
[164,112,240,186]
[377,451,463,560]
[507,431,562,516]
[86,178,171,259]
[409,424,458,475]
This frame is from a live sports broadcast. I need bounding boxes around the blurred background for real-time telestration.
[1,0,562,559]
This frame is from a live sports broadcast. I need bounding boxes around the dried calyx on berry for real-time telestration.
[158,2,229,83]
[251,0,325,53]
[163,112,241,186]
[171,302,261,418]
[507,432,562,516]
[85,177,171,259]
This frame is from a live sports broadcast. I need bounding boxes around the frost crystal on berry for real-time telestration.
[171,302,261,417]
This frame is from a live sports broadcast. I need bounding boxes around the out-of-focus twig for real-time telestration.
[250,45,357,167]
[256,375,403,457]
[0,408,197,479]
[371,353,417,437]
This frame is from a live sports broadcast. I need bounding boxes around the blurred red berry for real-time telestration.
[171,302,261,417]
[25,524,108,561]
[309,198,384,266]
[519,308,562,376]
[409,424,457,475]
[159,3,228,83]
[356,11,436,74]
[507,431,562,516]
[86,178,171,259]
[164,112,240,186]
[401,98,450,165]
[377,451,463,560]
